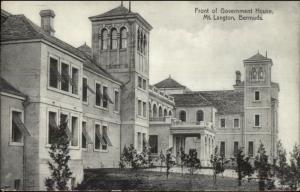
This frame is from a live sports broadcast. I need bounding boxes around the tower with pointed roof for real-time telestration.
[243,52,279,159]
[89,4,153,150]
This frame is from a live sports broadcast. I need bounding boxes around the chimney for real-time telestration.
[39,9,55,36]
[235,71,241,85]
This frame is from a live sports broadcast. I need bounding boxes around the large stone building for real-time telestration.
[0,4,279,190]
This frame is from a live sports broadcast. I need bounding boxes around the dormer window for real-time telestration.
[111,28,117,49]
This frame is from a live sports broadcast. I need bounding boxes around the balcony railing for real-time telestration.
[172,121,214,129]
[148,85,175,103]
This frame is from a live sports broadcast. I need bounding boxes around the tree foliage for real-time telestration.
[289,144,300,190]
[210,146,227,186]
[165,147,176,179]
[254,142,271,191]
[45,121,72,191]
[180,147,187,176]
[234,147,254,186]
[274,140,289,185]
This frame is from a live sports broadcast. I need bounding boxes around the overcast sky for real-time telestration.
[2,1,299,152]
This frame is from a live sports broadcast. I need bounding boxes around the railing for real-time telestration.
[149,116,174,123]
[148,86,175,103]
[172,121,214,129]
[150,117,166,122]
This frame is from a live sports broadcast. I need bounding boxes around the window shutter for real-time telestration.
[12,115,31,136]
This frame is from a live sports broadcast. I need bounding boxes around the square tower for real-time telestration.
[89,5,152,151]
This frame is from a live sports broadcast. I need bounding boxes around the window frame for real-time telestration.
[60,59,71,93]
[248,141,254,157]
[233,141,239,156]
[120,27,127,49]
[71,65,79,95]
[100,123,109,152]
[220,141,226,157]
[9,108,24,146]
[233,118,240,128]
[137,99,142,116]
[220,118,226,128]
[101,28,108,50]
[82,76,88,104]
[114,89,120,113]
[196,110,204,122]
[94,122,102,151]
[254,91,260,101]
[179,110,186,122]
[149,135,158,154]
[110,28,118,50]
[254,114,261,127]
[48,55,60,89]
[70,114,80,148]
[46,108,59,146]
[81,120,88,150]
[102,84,109,109]
[142,101,147,117]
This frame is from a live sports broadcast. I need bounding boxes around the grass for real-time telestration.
[76,168,259,191]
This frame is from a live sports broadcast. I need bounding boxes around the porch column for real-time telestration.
[200,135,206,164]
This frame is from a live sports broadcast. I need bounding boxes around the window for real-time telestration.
[95,83,102,106]
[169,111,172,117]
[14,179,20,190]
[142,133,146,150]
[114,90,119,112]
[158,106,163,117]
[138,100,142,116]
[82,78,88,102]
[255,115,260,127]
[149,135,158,154]
[101,125,108,150]
[258,67,264,80]
[11,111,23,142]
[196,110,204,122]
[220,118,226,128]
[102,86,108,108]
[248,141,254,157]
[138,76,142,88]
[255,91,260,101]
[61,62,70,92]
[137,132,142,151]
[111,28,117,49]
[94,124,101,150]
[49,57,59,88]
[234,118,240,128]
[120,27,127,49]
[142,79,147,90]
[48,111,57,144]
[179,110,186,122]
[252,67,257,80]
[234,141,238,156]
[143,102,146,117]
[153,104,157,117]
[71,116,78,146]
[141,34,144,53]
[164,109,168,117]
[220,141,225,157]
[143,34,147,54]
[137,29,141,51]
[82,122,87,149]
[101,29,108,50]
[71,67,78,95]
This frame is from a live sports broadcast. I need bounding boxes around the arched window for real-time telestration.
[169,110,172,117]
[111,28,117,49]
[140,33,144,53]
[143,34,147,54]
[153,104,157,118]
[101,29,108,50]
[258,67,264,80]
[196,110,204,122]
[179,110,186,122]
[158,106,163,117]
[164,109,168,117]
[149,102,152,118]
[252,67,257,80]
[137,29,141,51]
[120,27,127,49]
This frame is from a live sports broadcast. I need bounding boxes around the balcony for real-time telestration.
[148,85,175,103]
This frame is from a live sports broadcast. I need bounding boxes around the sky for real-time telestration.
[2,1,299,152]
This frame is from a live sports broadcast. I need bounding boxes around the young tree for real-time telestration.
[165,147,176,179]
[180,147,187,176]
[275,140,289,185]
[186,149,201,184]
[45,120,72,191]
[289,144,300,190]
[159,149,165,173]
[234,147,254,186]
[254,142,271,191]
[210,146,227,186]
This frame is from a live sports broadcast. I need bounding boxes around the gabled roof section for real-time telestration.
[0,77,26,98]
[1,14,84,60]
[172,93,212,107]
[244,53,272,63]
[89,6,152,30]
[78,43,92,57]
[196,90,244,115]
[154,76,186,89]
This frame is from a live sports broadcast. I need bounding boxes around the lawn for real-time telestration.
[76,168,259,191]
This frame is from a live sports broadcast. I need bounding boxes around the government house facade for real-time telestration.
[0,5,279,190]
